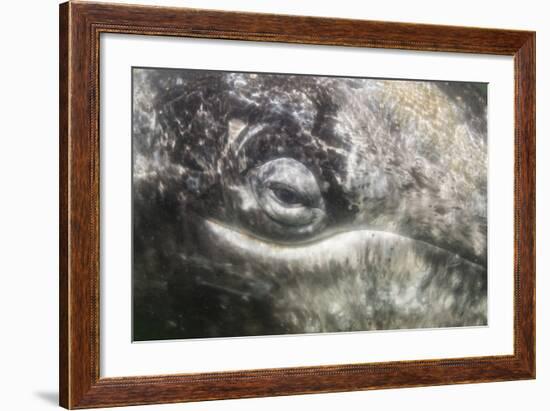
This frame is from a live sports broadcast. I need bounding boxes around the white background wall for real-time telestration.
[0,0,547,410]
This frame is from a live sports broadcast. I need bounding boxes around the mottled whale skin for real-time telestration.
[132,69,487,340]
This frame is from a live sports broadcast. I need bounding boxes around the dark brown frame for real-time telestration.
[59,1,536,409]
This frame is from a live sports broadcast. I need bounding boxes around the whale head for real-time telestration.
[132,69,487,340]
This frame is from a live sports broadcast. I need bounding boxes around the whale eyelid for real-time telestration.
[246,157,327,233]
[259,158,322,199]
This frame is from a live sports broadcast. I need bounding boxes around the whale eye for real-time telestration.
[268,182,308,207]
[248,158,326,231]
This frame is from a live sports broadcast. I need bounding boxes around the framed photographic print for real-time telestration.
[59,1,535,409]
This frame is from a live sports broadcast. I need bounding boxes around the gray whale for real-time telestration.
[132,69,487,340]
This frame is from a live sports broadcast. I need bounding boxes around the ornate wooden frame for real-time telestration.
[59,1,535,408]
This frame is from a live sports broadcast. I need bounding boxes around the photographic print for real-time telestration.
[132,67,488,341]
